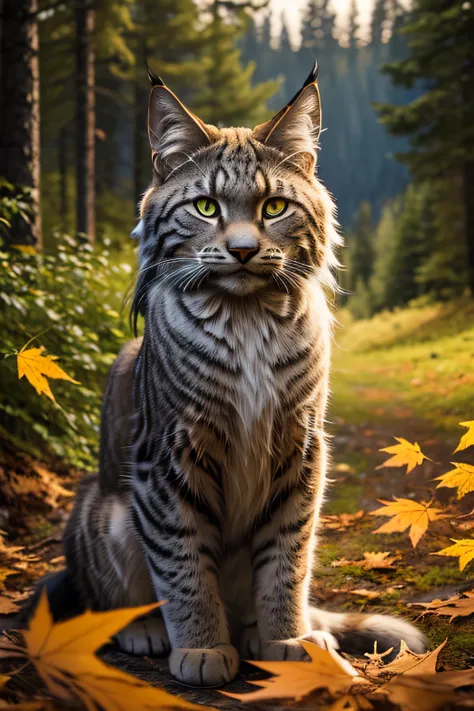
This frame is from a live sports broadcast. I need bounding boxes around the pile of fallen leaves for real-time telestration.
[1,594,474,711]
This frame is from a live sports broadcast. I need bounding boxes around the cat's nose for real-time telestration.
[226,236,260,264]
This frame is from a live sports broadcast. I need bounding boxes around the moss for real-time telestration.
[324,483,364,515]
[404,565,465,591]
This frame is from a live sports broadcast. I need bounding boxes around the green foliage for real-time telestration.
[0,180,35,239]
[0,236,131,469]
[192,11,279,128]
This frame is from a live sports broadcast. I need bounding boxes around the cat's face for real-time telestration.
[132,66,340,321]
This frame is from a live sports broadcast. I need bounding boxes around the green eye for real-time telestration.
[195,197,220,218]
[263,198,288,219]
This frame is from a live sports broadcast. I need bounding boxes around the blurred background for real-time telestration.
[0,0,473,473]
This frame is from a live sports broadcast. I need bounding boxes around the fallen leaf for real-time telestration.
[433,538,474,571]
[370,498,446,548]
[454,420,474,453]
[349,589,380,600]
[0,595,21,614]
[21,591,213,711]
[383,640,446,676]
[222,641,361,702]
[409,591,474,621]
[0,568,17,591]
[17,343,79,406]
[322,511,365,531]
[331,552,400,571]
[435,462,474,499]
[377,438,431,475]
[380,673,454,711]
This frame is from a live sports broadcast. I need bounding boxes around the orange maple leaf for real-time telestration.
[222,641,361,702]
[453,420,474,454]
[370,498,446,548]
[433,538,474,571]
[377,438,431,475]
[17,340,79,405]
[19,591,213,711]
[434,462,474,499]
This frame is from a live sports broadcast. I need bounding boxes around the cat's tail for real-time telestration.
[16,568,84,627]
[310,607,426,658]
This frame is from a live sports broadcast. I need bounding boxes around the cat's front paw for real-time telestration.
[261,630,339,661]
[116,616,170,656]
[169,644,239,687]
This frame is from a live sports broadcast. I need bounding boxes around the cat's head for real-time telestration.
[132,63,341,326]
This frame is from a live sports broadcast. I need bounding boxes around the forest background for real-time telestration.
[1,0,474,703]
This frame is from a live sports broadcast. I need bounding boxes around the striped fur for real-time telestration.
[63,67,425,687]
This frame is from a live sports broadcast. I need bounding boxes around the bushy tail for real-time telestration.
[310,607,426,659]
[16,569,84,627]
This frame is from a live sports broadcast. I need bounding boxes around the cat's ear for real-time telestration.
[252,61,321,173]
[147,69,214,182]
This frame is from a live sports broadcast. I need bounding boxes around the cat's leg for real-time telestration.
[132,463,239,687]
[251,431,336,661]
[64,478,170,656]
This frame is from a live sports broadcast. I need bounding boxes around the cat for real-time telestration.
[61,63,425,687]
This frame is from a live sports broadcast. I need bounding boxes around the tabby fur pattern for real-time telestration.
[63,64,425,687]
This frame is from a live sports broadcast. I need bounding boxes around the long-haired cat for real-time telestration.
[61,64,425,687]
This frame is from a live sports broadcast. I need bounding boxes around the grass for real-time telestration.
[331,298,474,432]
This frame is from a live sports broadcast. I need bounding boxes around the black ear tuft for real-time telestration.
[147,65,165,87]
[305,59,318,86]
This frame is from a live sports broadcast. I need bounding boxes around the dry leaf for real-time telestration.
[349,589,381,600]
[370,498,446,548]
[222,641,361,702]
[380,673,454,711]
[383,640,446,676]
[377,438,431,475]
[409,590,474,621]
[0,568,17,591]
[433,538,474,571]
[435,462,474,499]
[21,591,214,711]
[17,343,79,406]
[331,552,400,571]
[322,511,365,531]
[0,595,21,615]
[454,420,474,453]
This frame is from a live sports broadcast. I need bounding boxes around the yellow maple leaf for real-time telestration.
[433,539,474,571]
[454,420,474,453]
[17,342,79,406]
[370,498,446,548]
[435,462,474,499]
[222,641,360,702]
[377,438,431,475]
[21,590,213,711]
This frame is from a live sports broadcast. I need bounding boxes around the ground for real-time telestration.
[1,299,474,709]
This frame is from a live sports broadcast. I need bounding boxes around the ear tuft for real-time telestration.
[252,61,321,173]
[147,66,165,87]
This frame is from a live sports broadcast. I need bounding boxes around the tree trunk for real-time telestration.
[75,0,95,245]
[58,126,68,233]
[464,160,474,296]
[133,80,144,214]
[0,0,42,248]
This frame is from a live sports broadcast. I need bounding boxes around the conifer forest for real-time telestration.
[1,1,474,710]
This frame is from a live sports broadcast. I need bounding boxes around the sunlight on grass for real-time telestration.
[332,299,474,431]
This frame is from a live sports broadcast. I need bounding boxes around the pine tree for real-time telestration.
[75,0,96,244]
[192,4,278,127]
[376,0,474,294]
[348,0,359,52]
[0,0,42,248]
[346,201,374,293]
